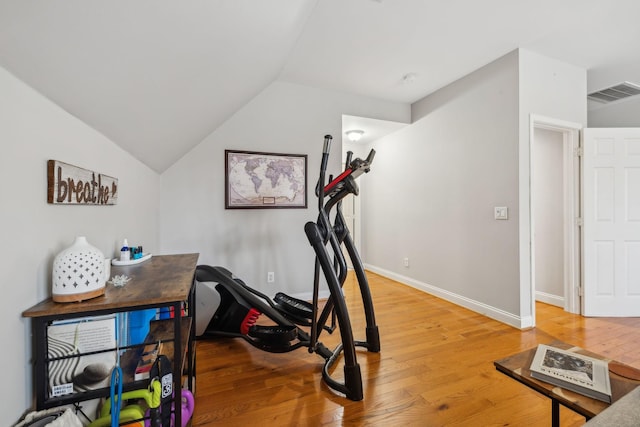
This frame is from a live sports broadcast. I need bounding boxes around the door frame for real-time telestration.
[529,115,582,324]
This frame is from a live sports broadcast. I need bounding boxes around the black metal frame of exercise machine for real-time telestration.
[195,135,380,401]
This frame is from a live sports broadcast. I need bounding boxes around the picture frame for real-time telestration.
[225,150,307,209]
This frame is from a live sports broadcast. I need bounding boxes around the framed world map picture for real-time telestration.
[225,150,307,209]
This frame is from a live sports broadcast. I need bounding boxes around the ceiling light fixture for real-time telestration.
[345,130,364,142]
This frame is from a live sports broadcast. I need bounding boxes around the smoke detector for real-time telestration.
[588,81,640,104]
[401,73,417,85]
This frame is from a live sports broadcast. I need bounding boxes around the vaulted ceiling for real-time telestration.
[2,0,639,172]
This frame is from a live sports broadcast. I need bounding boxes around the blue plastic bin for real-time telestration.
[128,308,157,344]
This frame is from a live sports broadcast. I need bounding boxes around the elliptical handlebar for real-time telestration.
[348,148,375,179]
[322,148,376,199]
[314,134,376,202]
[365,148,375,165]
[344,151,353,168]
[316,134,333,210]
[322,134,332,155]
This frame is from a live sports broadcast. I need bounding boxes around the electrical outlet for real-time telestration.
[403,257,409,268]
[267,271,275,283]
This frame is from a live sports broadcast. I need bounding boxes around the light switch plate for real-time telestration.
[494,206,508,220]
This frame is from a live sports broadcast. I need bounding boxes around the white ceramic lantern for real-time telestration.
[52,236,106,303]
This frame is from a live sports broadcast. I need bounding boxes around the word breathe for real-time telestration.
[47,160,118,205]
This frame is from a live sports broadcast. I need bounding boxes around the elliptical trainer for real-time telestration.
[195,135,380,401]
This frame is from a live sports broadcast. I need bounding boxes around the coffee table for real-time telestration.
[494,341,640,426]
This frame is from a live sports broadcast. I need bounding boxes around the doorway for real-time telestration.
[532,128,565,307]
[530,115,582,324]
[340,114,409,270]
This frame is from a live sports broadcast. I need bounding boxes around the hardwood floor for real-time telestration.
[192,271,640,426]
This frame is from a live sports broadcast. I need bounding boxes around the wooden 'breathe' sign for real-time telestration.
[47,160,118,205]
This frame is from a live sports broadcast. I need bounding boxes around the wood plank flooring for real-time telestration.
[192,271,640,426]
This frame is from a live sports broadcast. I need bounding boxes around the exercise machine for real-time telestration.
[195,135,379,400]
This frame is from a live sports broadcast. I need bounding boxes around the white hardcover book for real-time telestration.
[529,344,611,403]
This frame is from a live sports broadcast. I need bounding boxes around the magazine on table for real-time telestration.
[529,344,611,403]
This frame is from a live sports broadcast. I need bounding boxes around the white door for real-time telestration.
[583,128,640,316]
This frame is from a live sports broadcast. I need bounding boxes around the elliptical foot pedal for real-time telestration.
[274,292,314,319]
[248,325,298,344]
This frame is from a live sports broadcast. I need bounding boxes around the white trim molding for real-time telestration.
[365,264,532,329]
[535,291,564,308]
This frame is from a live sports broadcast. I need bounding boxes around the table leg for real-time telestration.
[552,400,560,427]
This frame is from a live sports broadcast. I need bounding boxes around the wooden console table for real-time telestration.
[23,253,199,427]
[494,340,640,427]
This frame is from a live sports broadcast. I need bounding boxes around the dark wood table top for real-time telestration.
[494,340,640,419]
[23,253,199,318]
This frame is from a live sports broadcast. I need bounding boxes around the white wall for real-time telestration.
[518,49,587,325]
[362,49,586,328]
[0,66,160,423]
[588,97,640,127]
[158,81,409,297]
[532,127,564,305]
[362,51,522,324]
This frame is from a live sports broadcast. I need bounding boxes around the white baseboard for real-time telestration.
[289,289,331,302]
[535,291,564,308]
[364,264,531,329]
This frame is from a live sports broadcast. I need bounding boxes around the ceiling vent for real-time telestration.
[588,81,640,103]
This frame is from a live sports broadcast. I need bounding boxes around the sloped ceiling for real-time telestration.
[0,0,317,172]
[1,0,639,172]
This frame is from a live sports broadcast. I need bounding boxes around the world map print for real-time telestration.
[226,151,307,208]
